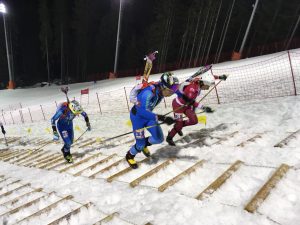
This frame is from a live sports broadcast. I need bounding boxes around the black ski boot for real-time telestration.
[178,130,183,136]
[166,136,176,146]
[126,151,138,169]
[61,148,73,163]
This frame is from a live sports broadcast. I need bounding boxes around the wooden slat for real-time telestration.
[3,151,30,162]
[0,183,31,198]
[34,138,47,145]
[46,202,90,225]
[15,195,73,224]
[36,155,63,168]
[0,150,17,158]
[130,159,175,188]
[73,154,117,177]
[72,137,93,147]
[237,134,262,147]
[79,140,97,148]
[28,153,59,166]
[7,137,21,144]
[59,152,102,173]
[17,151,48,166]
[10,150,43,164]
[106,158,150,182]
[274,129,300,147]
[1,150,27,161]
[47,154,83,170]
[0,177,10,185]
[213,131,239,145]
[0,188,43,206]
[23,152,57,167]
[93,212,119,225]
[0,191,55,217]
[90,158,124,178]
[36,140,52,146]
[244,164,290,213]
[39,157,65,170]
[22,151,54,167]
[0,180,21,191]
[158,160,205,192]
[195,160,243,200]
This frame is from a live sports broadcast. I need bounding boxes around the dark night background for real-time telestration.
[0,0,299,88]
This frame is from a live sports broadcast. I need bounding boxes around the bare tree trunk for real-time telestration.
[260,0,282,55]
[200,1,217,65]
[60,25,64,83]
[216,0,236,63]
[159,2,174,72]
[163,10,174,71]
[194,1,212,66]
[204,0,223,65]
[45,35,50,83]
[189,5,203,67]
[179,13,191,68]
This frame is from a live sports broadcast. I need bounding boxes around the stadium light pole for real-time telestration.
[239,0,259,57]
[0,2,14,89]
[113,0,123,75]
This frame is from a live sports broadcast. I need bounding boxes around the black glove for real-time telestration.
[52,125,57,133]
[86,122,91,131]
[219,75,228,81]
[1,126,6,135]
[202,106,214,113]
[157,115,175,125]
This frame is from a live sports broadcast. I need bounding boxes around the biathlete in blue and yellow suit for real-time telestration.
[51,100,91,163]
[126,73,177,169]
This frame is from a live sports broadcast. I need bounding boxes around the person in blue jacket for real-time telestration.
[126,73,176,169]
[51,100,91,163]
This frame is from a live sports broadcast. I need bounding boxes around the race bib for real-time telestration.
[135,129,145,139]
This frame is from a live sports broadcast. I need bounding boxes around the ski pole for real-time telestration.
[72,128,89,145]
[98,111,207,146]
[98,122,165,145]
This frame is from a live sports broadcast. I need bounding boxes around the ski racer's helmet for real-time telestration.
[69,100,83,115]
[160,72,175,89]
[199,73,215,86]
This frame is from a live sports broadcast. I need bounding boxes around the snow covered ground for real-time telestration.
[0,49,300,225]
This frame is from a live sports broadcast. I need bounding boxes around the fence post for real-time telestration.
[1,110,6,125]
[10,111,14,124]
[40,105,46,120]
[96,93,102,115]
[28,108,33,123]
[211,67,220,104]
[123,87,130,112]
[287,50,297,96]
[55,101,58,107]
[19,110,24,123]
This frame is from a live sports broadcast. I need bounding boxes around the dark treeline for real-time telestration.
[0,0,299,87]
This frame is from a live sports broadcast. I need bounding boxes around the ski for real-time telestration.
[142,51,158,83]
[186,64,212,82]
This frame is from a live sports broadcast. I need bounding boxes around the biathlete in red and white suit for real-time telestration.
[166,73,227,146]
